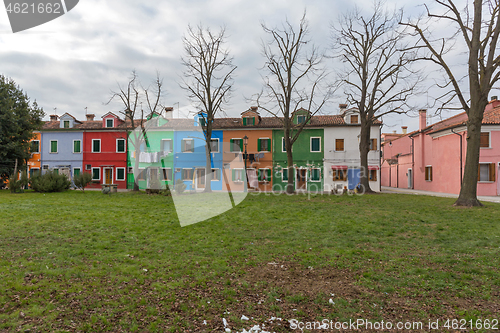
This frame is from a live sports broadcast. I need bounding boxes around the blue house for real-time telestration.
[41,113,84,181]
[173,114,224,191]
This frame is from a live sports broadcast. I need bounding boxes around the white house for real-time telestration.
[323,105,382,192]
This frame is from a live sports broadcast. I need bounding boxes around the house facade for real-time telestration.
[381,101,500,196]
[27,132,41,177]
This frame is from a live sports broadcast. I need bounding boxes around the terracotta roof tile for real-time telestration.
[428,104,500,134]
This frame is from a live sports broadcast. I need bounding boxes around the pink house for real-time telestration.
[381,99,500,196]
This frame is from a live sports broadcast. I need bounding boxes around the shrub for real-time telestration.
[73,172,93,192]
[30,170,71,193]
[174,179,186,194]
[8,174,22,193]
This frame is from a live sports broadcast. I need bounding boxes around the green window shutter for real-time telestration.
[267,169,271,181]
[232,169,235,181]
[243,118,247,126]
[117,168,125,180]
[257,139,261,152]
[311,138,320,152]
[74,140,80,153]
[283,168,288,181]
[252,117,255,125]
[117,140,125,152]
[74,169,80,177]
[93,140,100,152]
[267,139,271,152]
[230,139,234,152]
[239,140,243,152]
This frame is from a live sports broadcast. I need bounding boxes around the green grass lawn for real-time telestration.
[0,190,499,332]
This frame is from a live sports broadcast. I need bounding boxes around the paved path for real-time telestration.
[381,186,500,203]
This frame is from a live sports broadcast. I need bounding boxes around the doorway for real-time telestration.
[147,168,159,189]
[104,168,113,185]
[296,169,307,190]
[196,168,206,190]
[407,168,412,189]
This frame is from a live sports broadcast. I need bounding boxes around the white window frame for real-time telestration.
[161,168,172,181]
[259,137,270,152]
[85,164,92,170]
[281,137,287,152]
[42,165,49,170]
[73,139,82,154]
[50,140,58,153]
[258,168,271,182]
[310,137,321,152]
[161,139,173,153]
[425,165,432,182]
[63,120,70,128]
[115,167,126,181]
[106,118,114,128]
[211,168,220,181]
[310,168,321,182]
[182,139,194,153]
[32,140,40,153]
[116,138,126,153]
[92,167,100,180]
[282,167,293,181]
[73,167,81,177]
[210,138,220,153]
[230,138,242,152]
[92,139,101,153]
[297,115,307,124]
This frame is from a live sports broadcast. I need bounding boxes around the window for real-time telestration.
[116,168,126,181]
[258,168,271,182]
[116,139,126,153]
[182,139,194,153]
[199,117,206,127]
[281,137,292,153]
[53,168,59,175]
[350,115,358,123]
[85,164,92,170]
[230,139,242,152]
[480,132,490,148]
[310,137,321,152]
[63,120,70,128]
[161,168,172,181]
[211,168,220,181]
[182,168,194,180]
[310,168,321,181]
[73,140,81,153]
[42,165,49,170]
[282,168,289,181]
[50,140,58,153]
[232,169,244,182]
[92,139,101,153]
[138,168,146,180]
[297,115,307,124]
[370,138,378,151]
[31,140,40,153]
[243,117,255,126]
[335,139,344,151]
[369,169,377,181]
[333,168,347,181]
[258,138,270,152]
[106,119,114,128]
[162,139,173,153]
[92,167,100,180]
[73,168,81,177]
[425,166,432,181]
[128,167,133,174]
[478,163,495,182]
[210,139,219,153]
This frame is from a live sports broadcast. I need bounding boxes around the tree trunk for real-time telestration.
[204,125,213,193]
[284,127,295,194]
[359,121,374,193]
[133,151,140,191]
[454,108,485,206]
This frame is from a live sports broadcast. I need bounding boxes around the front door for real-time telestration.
[296,169,307,190]
[60,167,71,180]
[104,168,113,185]
[147,168,159,189]
[407,168,412,189]
[196,168,206,190]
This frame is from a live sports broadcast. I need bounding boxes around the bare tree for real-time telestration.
[401,0,500,206]
[257,12,332,194]
[181,25,236,193]
[107,71,165,191]
[333,2,422,193]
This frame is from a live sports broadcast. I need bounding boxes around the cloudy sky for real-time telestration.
[0,0,471,133]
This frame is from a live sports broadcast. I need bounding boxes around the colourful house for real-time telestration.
[381,100,500,196]
[82,113,128,189]
[27,132,41,177]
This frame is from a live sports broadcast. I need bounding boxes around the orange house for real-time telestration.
[27,132,41,177]
[215,107,274,192]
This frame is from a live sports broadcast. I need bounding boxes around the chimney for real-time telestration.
[86,114,95,121]
[49,115,58,121]
[164,107,173,119]
[392,130,397,134]
[250,106,259,112]
[339,104,348,114]
[401,126,407,134]
[419,109,427,131]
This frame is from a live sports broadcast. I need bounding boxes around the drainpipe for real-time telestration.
[410,136,415,189]
[451,128,463,186]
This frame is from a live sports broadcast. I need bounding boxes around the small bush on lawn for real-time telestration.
[73,172,93,192]
[30,170,71,193]
[175,179,186,194]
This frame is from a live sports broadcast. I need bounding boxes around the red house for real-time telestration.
[82,112,129,189]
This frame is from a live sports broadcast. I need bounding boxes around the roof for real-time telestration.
[42,119,143,131]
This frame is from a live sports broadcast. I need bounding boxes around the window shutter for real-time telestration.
[74,169,80,177]
[232,169,235,181]
[243,118,247,126]
[239,140,243,152]
[266,169,271,181]
[267,139,271,151]
[230,139,234,152]
[490,163,496,181]
[257,139,261,152]
[253,117,255,125]
[480,132,490,147]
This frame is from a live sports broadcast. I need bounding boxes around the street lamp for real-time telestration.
[243,135,248,188]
